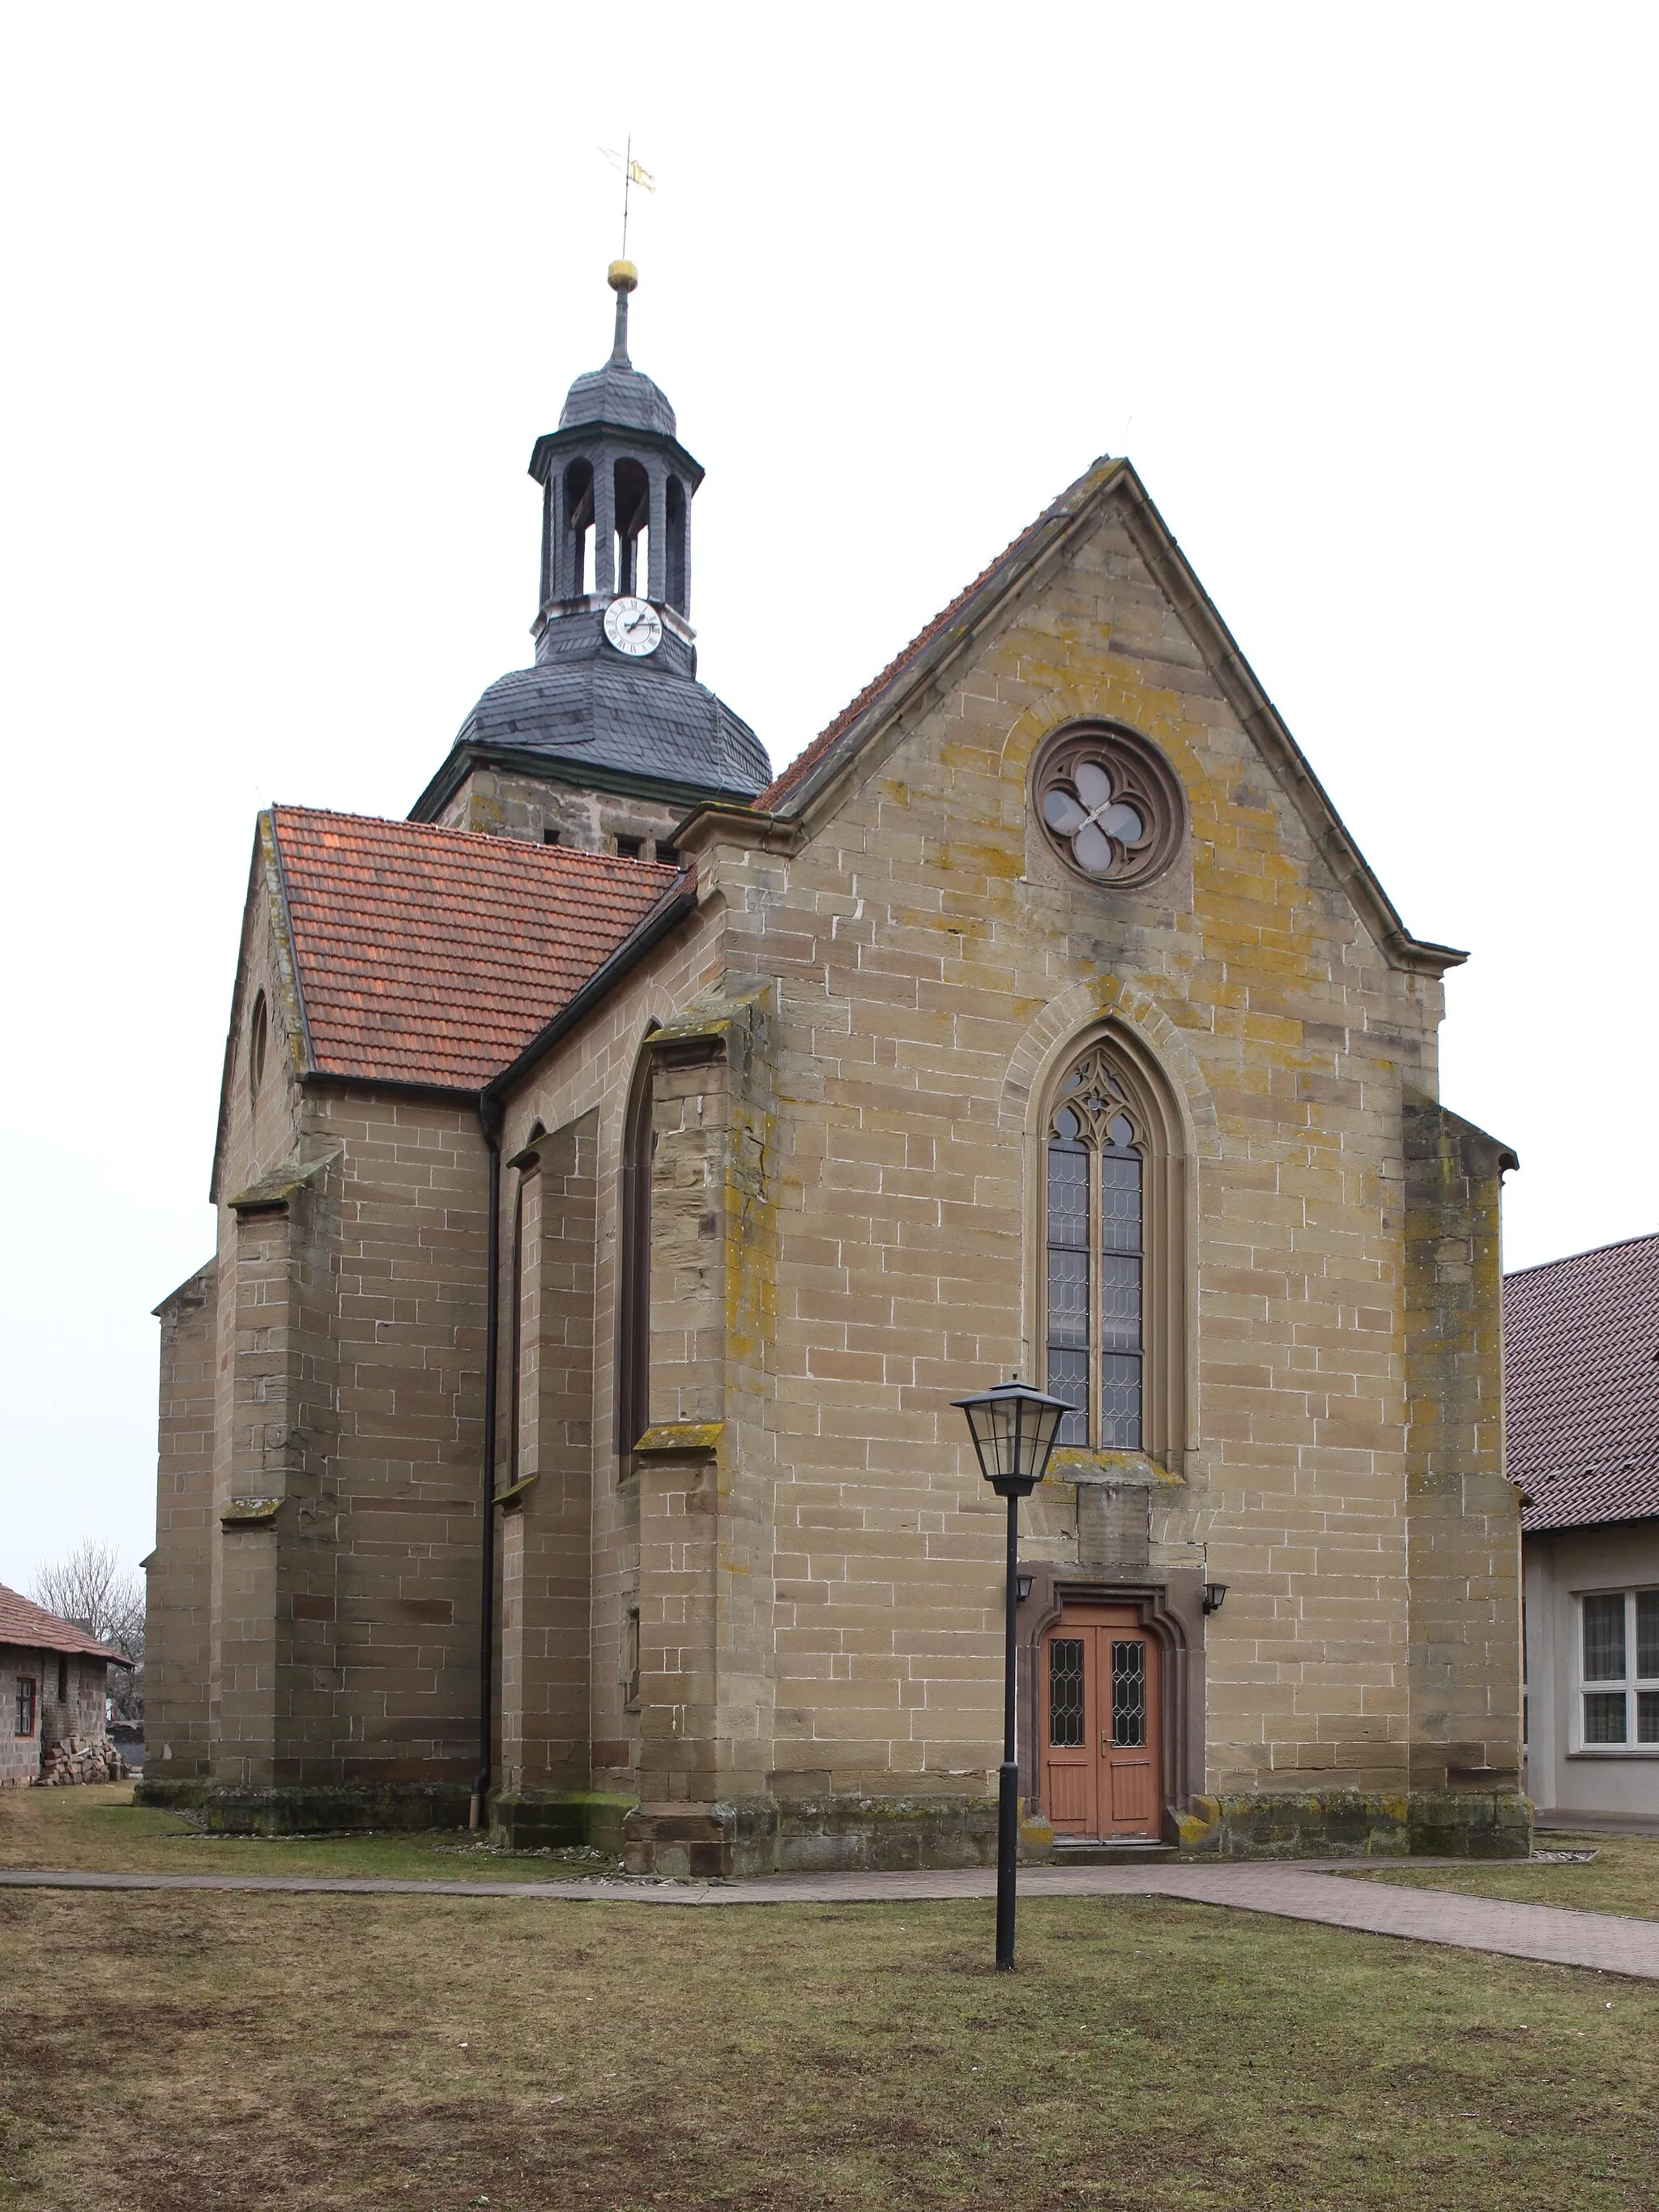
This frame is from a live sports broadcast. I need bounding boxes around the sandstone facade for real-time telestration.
[143,273,1525,1861]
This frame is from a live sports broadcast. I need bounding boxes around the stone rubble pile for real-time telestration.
[36,1735,126,1786]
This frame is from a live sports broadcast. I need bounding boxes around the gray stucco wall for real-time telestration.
[1524,1524,1659,1817]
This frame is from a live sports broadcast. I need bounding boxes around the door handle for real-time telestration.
[1102,1736,1111,1757]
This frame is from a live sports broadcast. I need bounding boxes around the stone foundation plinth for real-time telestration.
[625,1792,1003,1877]
[623,1787,1532,1874]
[134,1779,473,1834]
[1173,1788,1533,1860]
[488,1789,635,1853]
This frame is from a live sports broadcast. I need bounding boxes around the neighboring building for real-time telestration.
[0,1584,131,1787]
[143,261,1529,1868]
[1507,1234,1659,1821]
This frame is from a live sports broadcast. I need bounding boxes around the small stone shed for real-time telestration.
[0,1584,131,1787]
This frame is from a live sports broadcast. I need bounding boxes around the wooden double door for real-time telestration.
[1040,1606,1163,1839]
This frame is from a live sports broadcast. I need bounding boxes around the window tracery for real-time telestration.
[1044,1044,1146,1451]
[1034,724,1186,889]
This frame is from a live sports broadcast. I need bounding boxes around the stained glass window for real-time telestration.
[1046,1129,1090,1447]
[1044,1046,1144,1451]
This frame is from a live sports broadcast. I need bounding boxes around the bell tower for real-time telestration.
[528,261,702,680]
[408,263,768,847]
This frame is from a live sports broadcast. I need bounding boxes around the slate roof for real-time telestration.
[453,650,770,801]
[556,281,678,438]
[559,355,677,438]
[0,1583,130,1665]
[270,805,681,1090]
[1505,1232,1659,1533]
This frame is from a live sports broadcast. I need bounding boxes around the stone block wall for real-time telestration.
[669,480,1500,1830]
[148,825,495,1820]
[1403,1100,1524,1786]
[1,1647,43,1784]
[147,1262,216,1775]
[490,907,729,1813]
[291,1091,491,1791]
[0,1649,122,1787]
[497,1110,599,1795]
[153,476,1525,1857]
[38,1652,111,1751]
[436,766,685,861]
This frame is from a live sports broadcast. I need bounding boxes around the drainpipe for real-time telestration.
[471,1093,504,1831]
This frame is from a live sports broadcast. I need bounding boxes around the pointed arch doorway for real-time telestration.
[1040,1603,1164,1838]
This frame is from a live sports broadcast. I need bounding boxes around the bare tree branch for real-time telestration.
[29,1539,145,1722]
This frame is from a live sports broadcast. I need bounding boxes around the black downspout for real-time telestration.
[471,1093,504,1831]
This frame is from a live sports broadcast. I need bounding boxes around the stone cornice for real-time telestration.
[633,1420,723,1457]
[670,802,802,860]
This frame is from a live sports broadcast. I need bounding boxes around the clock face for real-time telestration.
[603,596,663,657]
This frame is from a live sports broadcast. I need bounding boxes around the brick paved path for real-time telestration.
[3,1861,1656,1979]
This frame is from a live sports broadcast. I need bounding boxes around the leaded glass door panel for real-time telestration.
[1040,1608,1163,1840]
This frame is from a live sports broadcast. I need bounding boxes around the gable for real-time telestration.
[208,813,308,1206]
[752,458,1462,980]
[208,806,691,1201]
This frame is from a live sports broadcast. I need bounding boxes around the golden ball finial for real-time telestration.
[608,258,638,295]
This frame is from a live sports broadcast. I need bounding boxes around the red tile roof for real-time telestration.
[271,807,680,1090]
[1504,1232,1659,1533]
[756,497,1067,812]
[0,1584,131,1664]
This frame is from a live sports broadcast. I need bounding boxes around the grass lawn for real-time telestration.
[1352,1828,1659,1924]
[0,1783,610,1882]
[2,1883,1657,2211]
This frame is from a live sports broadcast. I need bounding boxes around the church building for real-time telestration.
[142,263,1529,1868]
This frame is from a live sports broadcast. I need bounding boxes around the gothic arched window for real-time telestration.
[248,990,268,1105]
[615,1037,656,1457]
[1043,1041,1164,1453]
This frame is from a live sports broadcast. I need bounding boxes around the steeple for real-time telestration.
[528,263,699,667]
[608,260,633,365]
[408,263,770,837]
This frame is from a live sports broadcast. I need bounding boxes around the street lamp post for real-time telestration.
[953,1377,1067,1971]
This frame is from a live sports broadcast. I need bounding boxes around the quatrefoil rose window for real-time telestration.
[1034,726,1186,890]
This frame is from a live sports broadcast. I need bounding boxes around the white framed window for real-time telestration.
[1575,1588,1659,1752]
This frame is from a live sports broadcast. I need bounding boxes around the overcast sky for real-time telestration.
[2,4,1655,1587]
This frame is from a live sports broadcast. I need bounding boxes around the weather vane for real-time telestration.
[598,138,656,258]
